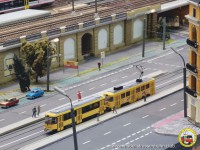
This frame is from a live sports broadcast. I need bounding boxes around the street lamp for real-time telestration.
[54,86,78,150]
[171,47,187,117]
[46,39,61,92]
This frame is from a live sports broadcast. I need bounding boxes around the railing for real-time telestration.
[65,24,79,32]
[26,33,42,41]
[186,63,198,74]
[3,38,20,47]
[185,86,197,97]
[83,21,95,28]
[47,28,61,36]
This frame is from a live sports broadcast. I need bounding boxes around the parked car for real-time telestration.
[0,98,19,108]
[26,88,44,99]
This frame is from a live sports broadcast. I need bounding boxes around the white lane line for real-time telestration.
[142,115,149,118]
[0,119,5,122]
[170,103,177,106]
[135,138,139,141]
[130,140,134,143]
[82,140,91,144]
[19,111,26,114]
[160,108,166,111]
[141,128,146,131]
[122,76,128,79]
[100,83,106,86]
[122,138,126,140]
[145,133,149,136]
[140,135,144,138]
[59,98,65,101]
[100,147,105,149]
[116,140,121,143]
[127,135,131,138]
[146,126,151,129]
[147,52,173,62]
[106,145,110,147]
[111,80,117,82]
[137,131,141,134]
[0,130,43,148]
[104,131,111,135]
[181,99,184,101]
[40,104,46,107]
[89,87,95,90]
[132,133,136,136]
[156,76,182,87]
[123,123,131,127]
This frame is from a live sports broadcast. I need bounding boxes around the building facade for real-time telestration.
[185,0,200,126]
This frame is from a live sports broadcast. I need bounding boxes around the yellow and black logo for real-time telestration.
[178,128,197,148]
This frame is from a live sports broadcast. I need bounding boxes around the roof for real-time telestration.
[49,95,102,114]
[190,0,200,4]
[160,0,189,12]
[107,77,152,93]
[0,9,50,26]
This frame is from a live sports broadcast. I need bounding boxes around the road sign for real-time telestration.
[101,51,105,59]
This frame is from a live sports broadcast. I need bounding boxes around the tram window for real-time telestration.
[52,118,57,124]
[105,96,113,102]
[126,91,130,96]
[136,88,140,93]
[82,102,100,113]
[121,93,125,98]
[141,86,145,91]
[64,113,70,120]
[146,84,149,89]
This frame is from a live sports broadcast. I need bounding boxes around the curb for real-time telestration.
[19,84,183,150]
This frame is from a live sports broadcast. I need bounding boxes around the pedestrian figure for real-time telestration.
[32,106,37,118]
[98,62,101,71]
[143,91,146,102]
[77,91,82,101]
[97,113,100,121]
[37,105,40,116]
[113,106,117,114]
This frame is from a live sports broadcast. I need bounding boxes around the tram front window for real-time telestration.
[45,116,57,124]
[105,95,113,102]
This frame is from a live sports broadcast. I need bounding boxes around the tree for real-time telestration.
[20,39,56,83]
[157,17,170,39]
[13,55,30,92]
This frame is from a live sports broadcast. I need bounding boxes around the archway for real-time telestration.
[81,33,93,58]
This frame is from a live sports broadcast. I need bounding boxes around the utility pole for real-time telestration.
[142,18,146,57]
[54,87,78,150]
[47,46,50,92]
[171,47,187,117]
[163,17,166,50]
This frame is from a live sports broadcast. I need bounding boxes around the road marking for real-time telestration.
[170,103,177,106]
[156,76,182,87]
[0,119,5,122]
[145,133,149,136]
[181,99,184,101]
[147,52,173,62]
[142,115,149,118]
[141,128,146,131]
[40,104,46,107]
[106,145,110,147]
[122,76,128,78]
[146,126,150,129]
[100,147,105,149]
[127,135,131,138]
[100,83,106,86]
[19,111,26,114]
[160,108,166,111]
[116,140,121,143]
[130,140,134,143]
[59,98,65,101]
[123,123,131,127]
[104,131,111,135]
[89,87,95,90]
[111,80,117,82]
[125,142,130,145]
[0,130,43,148]
[137,131,141,134]
[135,138,139,141]
[122,138,126,140]
[140,135,144,138]
[82,140,91,144]
[132,133,136,136]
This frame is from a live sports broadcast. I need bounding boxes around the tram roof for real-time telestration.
[107,77,152,93]
[0,9,50,26]
[160,0,189,12]
[49,95,102,114]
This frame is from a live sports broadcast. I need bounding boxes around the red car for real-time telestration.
[0,98,19,108]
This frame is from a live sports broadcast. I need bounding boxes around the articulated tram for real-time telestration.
[44,77,155,132]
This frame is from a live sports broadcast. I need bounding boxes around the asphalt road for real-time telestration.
[40,91,184,150]
[0,44,187,128]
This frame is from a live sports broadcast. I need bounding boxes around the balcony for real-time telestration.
[186,38,198,51]
[186,63,198,74]
[185,86,197,97]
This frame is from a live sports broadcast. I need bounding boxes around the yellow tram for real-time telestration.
[44,77,155,132]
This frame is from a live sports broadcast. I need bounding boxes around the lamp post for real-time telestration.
[54,87,78,150]
[46,39,61,92]
[171,47,187,117]
[142,18,146,57]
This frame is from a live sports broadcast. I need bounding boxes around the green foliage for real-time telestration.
[13,55,30,92]
[20,39,57,82]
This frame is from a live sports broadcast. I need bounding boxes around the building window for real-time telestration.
[193,8,196,18]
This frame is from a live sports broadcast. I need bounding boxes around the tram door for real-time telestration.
[76,109,82,124]
[57,116,64,131]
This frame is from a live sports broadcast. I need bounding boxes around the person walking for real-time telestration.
[37,105,40,116]
[143,91,146,102]
[98,62,101,71]
[32,106,37,118]
[77,91,82,101]
[113,105,117,114]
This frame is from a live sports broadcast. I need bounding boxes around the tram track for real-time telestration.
[0,0,175,44]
